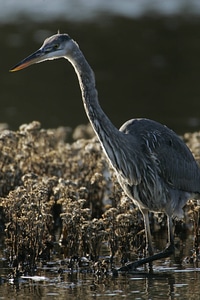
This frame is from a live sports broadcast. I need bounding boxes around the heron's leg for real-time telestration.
[118,213,175,272]
[141,209,154,256]
[165,215,175,252]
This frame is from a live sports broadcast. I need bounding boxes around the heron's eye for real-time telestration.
[54,44,59,50]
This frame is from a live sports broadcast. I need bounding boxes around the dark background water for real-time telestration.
[1,1,200,134]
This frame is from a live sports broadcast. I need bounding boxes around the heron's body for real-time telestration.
[10,33,200,270]
[118,118,200,216]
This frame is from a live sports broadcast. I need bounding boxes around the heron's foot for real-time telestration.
[118,244,175,272]
[163,243,175,255]
[118,260,144,272]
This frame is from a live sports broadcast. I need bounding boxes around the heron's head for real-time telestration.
[10,33,74,72]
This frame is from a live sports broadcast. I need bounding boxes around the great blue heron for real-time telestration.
[10,33,200,271]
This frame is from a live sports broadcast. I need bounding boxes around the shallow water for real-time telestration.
[0,259,199,299]
[0,236,199,300]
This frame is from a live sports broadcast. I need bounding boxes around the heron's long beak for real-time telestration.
[10,49,44,72]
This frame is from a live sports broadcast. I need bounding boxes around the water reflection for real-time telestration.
[0,264,199,299]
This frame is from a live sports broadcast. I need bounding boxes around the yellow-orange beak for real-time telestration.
[10,49,44,72]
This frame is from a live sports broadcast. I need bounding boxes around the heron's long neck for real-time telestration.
[66,46,120,150]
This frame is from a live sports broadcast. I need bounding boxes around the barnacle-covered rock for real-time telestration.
[0,121,199,275]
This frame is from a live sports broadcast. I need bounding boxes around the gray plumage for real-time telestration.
[10,33,200,268]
